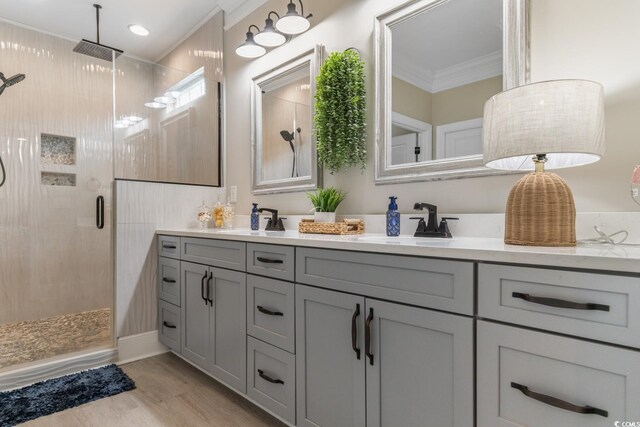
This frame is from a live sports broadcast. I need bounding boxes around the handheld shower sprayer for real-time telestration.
[0,71,25,187]
[280,127,302,178]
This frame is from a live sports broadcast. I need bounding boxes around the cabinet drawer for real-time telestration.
[158,235,180,259]
[247,275,295,353]
[158,257,180,306]
[296,247,474,315]
[158,300,181,352]
[247,243,295,282]
[478,263,640,348]
[477,321,640,427]
[181,237,246,271]
[247,336,296,425]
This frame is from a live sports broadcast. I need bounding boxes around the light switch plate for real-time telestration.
[229,186,237,203]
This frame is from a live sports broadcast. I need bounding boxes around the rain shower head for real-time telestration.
[73,4,123,62]
[0,72,26,96]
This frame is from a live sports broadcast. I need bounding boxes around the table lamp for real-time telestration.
[483,80,605,246]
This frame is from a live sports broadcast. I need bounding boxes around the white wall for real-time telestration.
[224,0,640,215]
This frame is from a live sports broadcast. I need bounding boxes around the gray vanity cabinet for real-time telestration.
[366,299,474,427]
[180,260,247,393]
[296,284,473,427]
[296,285,367,427]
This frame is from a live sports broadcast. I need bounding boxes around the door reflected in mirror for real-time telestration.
[391,0,503,166]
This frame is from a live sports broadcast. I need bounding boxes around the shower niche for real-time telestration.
[40,133,77,186]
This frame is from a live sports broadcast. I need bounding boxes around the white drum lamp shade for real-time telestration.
[483,80,605,246]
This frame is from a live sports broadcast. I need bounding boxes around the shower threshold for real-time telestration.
[0,308,112,370]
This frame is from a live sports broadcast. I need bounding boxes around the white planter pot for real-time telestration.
[314,212,336,223]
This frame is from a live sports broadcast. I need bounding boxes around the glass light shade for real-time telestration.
[254,19,286,47]
[114,121,128,129]
[236,31,266,58]
[275,15,310,35]
[154,96,174,104]
[125,115,143,123]
[483,79,605,171]
[128,25,149,36]
[144,101,166,109]
[275,3,310,35]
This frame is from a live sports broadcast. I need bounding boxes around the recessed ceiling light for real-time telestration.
[129,24,150,37]
[145,101,166,109]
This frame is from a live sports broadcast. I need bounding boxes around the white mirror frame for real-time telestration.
[251,45,324,194]
[374,0,530,184]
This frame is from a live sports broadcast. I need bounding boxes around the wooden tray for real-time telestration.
[298,219,365,235]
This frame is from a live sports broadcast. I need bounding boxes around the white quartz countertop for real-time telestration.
[156,228,640,274]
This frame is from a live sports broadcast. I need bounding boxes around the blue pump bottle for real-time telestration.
[251,203,259,230]
[386,196,400,236]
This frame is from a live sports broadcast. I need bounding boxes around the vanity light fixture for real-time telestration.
[483,79,605,247]
[275,0,313,35]
[236,25,267,58]
[254,12,287,47]
[128,24,149,37]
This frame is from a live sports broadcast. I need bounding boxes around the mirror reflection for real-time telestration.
[114,57,221,186]
[261,67,311,181]
[391,0,503,166]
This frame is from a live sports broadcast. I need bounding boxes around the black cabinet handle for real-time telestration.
[96,195,104,229]
[201,271,208,305]
[162,321,176,329]
[257,369,284,385]
[256,257,284,264]
[511,382,608,417]
[162,244,177,249]
[162,278,176,283]
[365,307,374,366]
[512,292,610,312]
[207,272,214,306]
[257,306,283,316]
[352,304,361,360]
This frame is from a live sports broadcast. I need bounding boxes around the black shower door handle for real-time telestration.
[96,195,104,229]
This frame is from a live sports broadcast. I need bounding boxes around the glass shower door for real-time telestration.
[0,20,114,370]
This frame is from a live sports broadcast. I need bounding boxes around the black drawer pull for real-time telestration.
[162,278,176,283]
[511,382,608,417]
[256,256,284,264]
[162,321,176,329]
[258,369,284,385]
[162,244,177,249]
[512,292,610,312]
[365,307,374,366]
[352,304,361,360]
[257,306,283,316]
[201,271,208,305]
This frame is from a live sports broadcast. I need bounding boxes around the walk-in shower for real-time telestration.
[0,19,115,371]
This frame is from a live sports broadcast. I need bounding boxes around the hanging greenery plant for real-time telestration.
[314,49,367,174]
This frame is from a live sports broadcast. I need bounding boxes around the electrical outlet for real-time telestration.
[229,186,238,203]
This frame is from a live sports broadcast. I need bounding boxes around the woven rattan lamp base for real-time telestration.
[505,172,576,247]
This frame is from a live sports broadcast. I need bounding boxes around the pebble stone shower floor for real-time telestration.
[0,308,111,370]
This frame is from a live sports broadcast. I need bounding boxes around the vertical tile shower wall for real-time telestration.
[0,20,115,367]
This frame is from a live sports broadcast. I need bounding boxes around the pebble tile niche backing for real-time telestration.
[40,133,76,186]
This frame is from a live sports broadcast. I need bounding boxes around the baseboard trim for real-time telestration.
[0,348,118,391]
[117,330,169,365]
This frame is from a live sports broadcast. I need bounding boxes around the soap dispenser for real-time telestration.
[251,203,260,231]
[386,196,400,236]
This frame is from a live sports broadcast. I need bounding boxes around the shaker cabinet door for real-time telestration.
[365,299,474,427]
[180,261,211,370]
[296,285,366,427]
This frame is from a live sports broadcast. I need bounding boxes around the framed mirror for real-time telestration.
[251,45,324,194]
[375,0,529,184]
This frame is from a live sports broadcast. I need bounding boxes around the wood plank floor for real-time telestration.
[23,352,286,427]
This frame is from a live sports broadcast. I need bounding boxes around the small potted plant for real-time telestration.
[308,187,346,223]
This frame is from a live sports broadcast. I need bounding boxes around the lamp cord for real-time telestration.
[576,226,640,246]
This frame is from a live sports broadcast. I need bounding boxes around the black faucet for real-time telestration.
[257,208,286,231]
[410,203,458,238]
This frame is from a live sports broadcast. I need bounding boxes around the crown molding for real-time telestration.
[221,0,270,31]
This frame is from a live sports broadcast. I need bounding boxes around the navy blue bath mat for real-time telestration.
[0,364,136,426]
